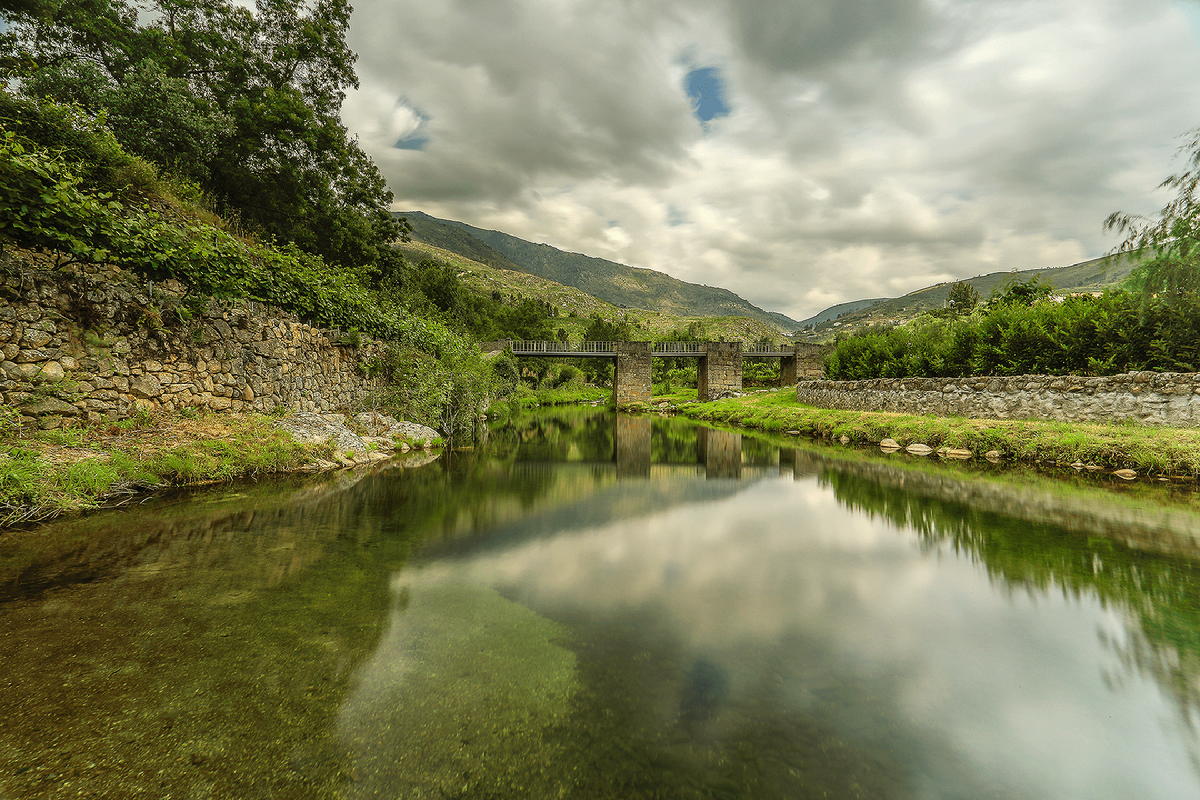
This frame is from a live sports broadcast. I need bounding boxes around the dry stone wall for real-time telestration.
[797,373,1200,427]
[1,261,384,428]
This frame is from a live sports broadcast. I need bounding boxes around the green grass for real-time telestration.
[677,389,1200,476]
[0,412,326,527]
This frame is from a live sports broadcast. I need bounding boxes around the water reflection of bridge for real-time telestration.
[482,340,829,405]
[512,416,828,480]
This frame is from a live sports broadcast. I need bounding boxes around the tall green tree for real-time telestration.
[946,281,980,314]
[0,0,406,272]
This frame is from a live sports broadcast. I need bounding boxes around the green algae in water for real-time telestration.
[339,580,581,799]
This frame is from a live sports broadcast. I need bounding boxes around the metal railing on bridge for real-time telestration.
[510,340,617,356]
[743,343,797,356]
[652,341,705,356]
[505,340,796,357]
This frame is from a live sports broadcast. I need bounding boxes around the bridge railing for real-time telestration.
[510,340,617,354]
[652,341,705,355]
[744,344,796,356]
[505,341,797,357]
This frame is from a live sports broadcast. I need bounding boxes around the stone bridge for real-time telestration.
[481,340,829,404]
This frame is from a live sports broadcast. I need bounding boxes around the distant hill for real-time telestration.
[397,211,802,332]
[396,238,791,344]
[794,298,890,330]
[396,212,526,273]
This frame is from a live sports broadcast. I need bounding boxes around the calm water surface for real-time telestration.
[3,408,1200,799]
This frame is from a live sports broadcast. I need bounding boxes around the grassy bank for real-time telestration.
[487,384,610,418]
[0,410,330,526]
[673,389,1200,478]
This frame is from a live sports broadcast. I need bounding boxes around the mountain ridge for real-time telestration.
[398,211,802,332]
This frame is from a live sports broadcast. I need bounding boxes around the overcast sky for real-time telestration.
[340,0,1200,321]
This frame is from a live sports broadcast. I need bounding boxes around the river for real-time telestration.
[2,407,1200,799]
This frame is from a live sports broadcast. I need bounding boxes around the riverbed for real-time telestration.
[2,407,1199,799]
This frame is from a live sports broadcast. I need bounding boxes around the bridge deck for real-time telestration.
[507,340,795,358]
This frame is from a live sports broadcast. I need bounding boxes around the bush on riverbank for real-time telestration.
[824,281,1200,380]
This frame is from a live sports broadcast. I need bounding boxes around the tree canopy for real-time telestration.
[1107,128,1200,298]
[0,0,406,273]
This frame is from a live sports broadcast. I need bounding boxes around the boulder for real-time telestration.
[352,411,441,445]
[276,412,370,456]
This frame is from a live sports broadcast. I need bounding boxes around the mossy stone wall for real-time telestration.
[0,261,383,428]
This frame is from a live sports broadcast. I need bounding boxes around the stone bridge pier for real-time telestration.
[614,342,653,405]
[696,342,743,401]
[614,341,747,404]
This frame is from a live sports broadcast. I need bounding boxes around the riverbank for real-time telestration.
[0,409,440,527]
[669,389,1200,478]
[9,387,1200,529]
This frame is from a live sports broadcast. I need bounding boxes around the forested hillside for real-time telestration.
[402,211,803,332]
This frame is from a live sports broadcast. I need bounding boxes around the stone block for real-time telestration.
[130,373,162,398]
[22,396,80,416]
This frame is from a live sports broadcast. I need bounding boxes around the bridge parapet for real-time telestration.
[744,343,796,356]
[510,340,617,356]
[652,341,705,356]
[504,340,798,358]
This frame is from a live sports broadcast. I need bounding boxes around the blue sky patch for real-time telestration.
[393,101,430,150]
[394,132,430,150]
[685,67,730,123]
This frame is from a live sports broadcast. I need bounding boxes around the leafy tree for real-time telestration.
[583,314,632,342]
[1106,127,1200,303]
[990,275,1053,307]
[0,0,406,272]
[946,281,980,314]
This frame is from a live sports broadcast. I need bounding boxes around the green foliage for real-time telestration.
[0,129,420,339]
[0,446,43,509]
[366,337,501,442]
[990,275,1054,307]
[378,257,554,341]
[0,133,123,264]
[0,91,159,196]
[583,314,632,342]
[0,406,22,436]
[742,360,780,387]
[1107,128,1200,309]
[2,0,404,273]
[946,281,980,314]
[823,287,1200,379]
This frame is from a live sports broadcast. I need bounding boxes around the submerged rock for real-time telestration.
[339,580,580,799]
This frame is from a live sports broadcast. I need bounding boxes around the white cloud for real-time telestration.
[343,0,1200,321]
